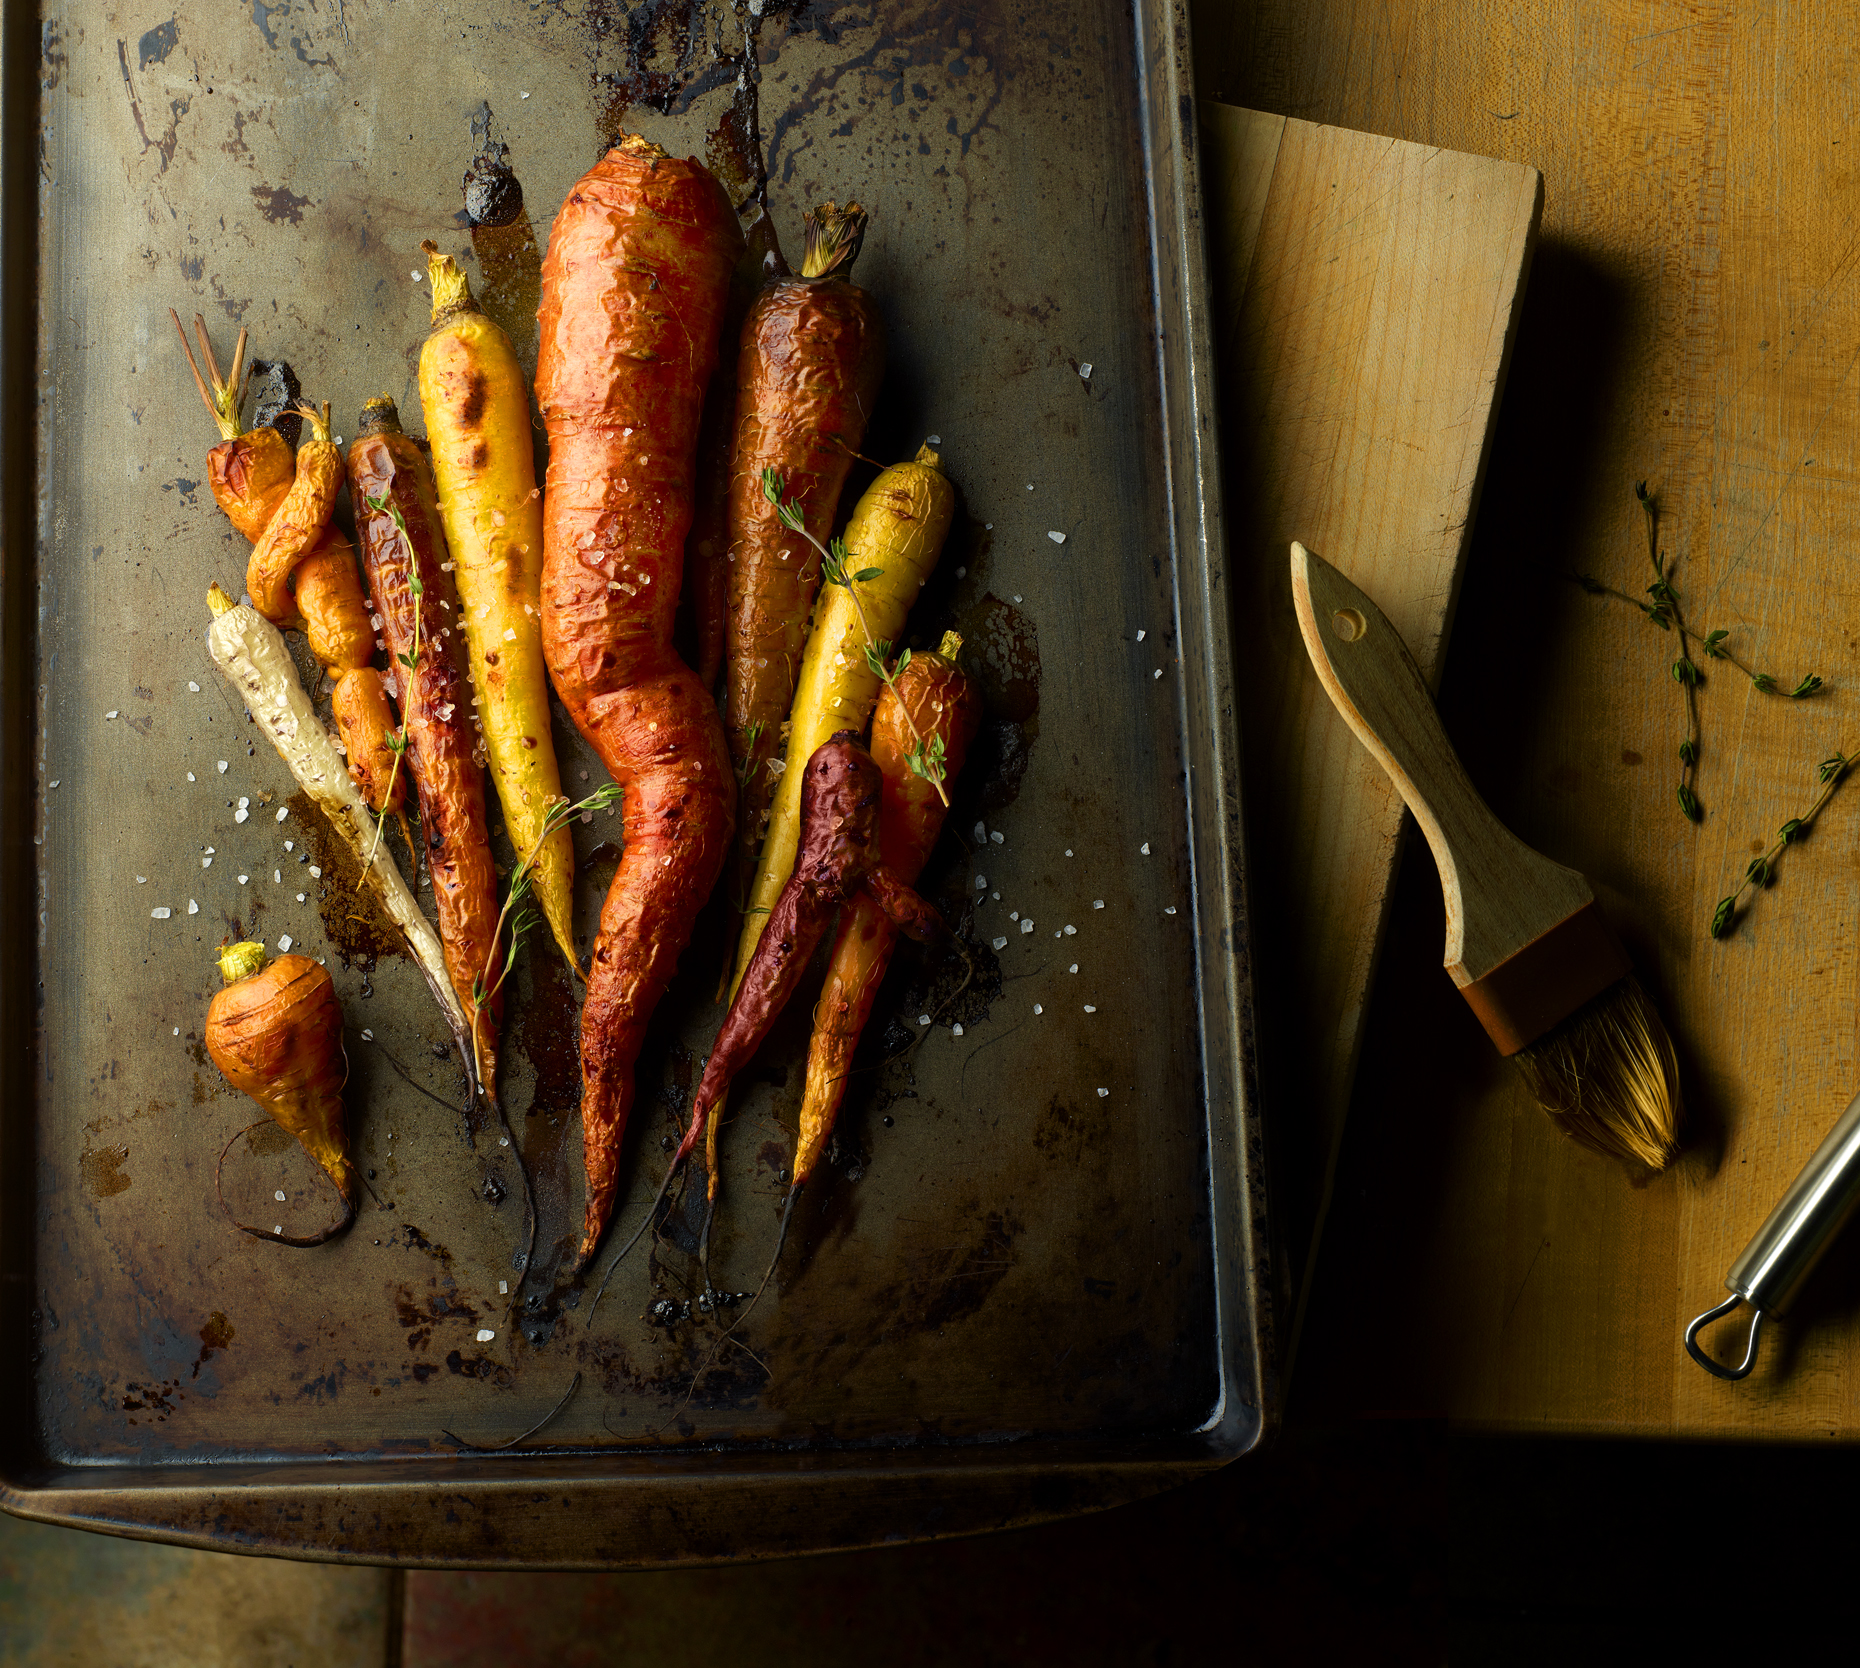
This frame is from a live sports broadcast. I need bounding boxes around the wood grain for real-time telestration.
[1198,103,1542,1317]
[1200,1,1860,1437]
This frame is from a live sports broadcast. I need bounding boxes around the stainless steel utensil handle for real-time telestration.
[1685,1088,1860,1379]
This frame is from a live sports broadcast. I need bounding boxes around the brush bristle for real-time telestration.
[1510,974,1682,1171]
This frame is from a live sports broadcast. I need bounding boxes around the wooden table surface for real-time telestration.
[1198,2,1860,1435]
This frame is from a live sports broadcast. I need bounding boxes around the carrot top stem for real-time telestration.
[218,940,267,985]
[799,201,868,280]
[420,238,481,325]
[172,310,250,440]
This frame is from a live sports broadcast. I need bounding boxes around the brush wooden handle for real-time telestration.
[1289,542,1604,998]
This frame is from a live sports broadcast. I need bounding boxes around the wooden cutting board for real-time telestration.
[1198,104,1543,1350]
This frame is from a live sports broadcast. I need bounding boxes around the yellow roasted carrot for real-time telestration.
[730,444,954,993]
[418,240,575,966]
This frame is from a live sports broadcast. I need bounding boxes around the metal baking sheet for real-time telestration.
[0,0,1269,1566]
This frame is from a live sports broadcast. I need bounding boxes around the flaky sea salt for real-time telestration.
[150,907,171,919]
[1021,919,1034,934]
[992,936,1008,950]
[476,1329,496,1343]
[1048,530,1066,544]
[187,900,198,915]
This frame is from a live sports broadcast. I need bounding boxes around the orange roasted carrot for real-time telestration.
[794,635,981,1190]
[171,311,295,542]
[348,396,504,1097]
[206,941,355,1246]
[723,203,884,909]
[173,326,407,827]
[535,134,742,1265]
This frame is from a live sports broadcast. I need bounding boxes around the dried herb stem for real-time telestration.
[1572,482,1824,825]
[1709,753,1852,938]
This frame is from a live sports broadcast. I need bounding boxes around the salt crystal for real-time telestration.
[955,567,966,578]
[499,1280,509,1294]
[1021,919,1034,934]
[1069,963,1079,974]
[1084,1004,1097,1013]
[237,875,248,885]
[234,807,249,823]
[973,821,987,842]
[503,627,517,642]
[309,865,322,878]
[296,893,305,903]
[990,831,1004,844]
[1153,668,1163,680]
[918,1013,932,1026]
[476,1329,496,1343]
[188,680,200,692]
[411,268,423,281]
[187,900,198,915]
[926,433,942,444]
[1136,629,1147,642]
[275,1190,287,1203]
[1033,1004,1043,1015]
[951,1022,964,1037]
[136,875,147,884]
[1140,842,1150,855]
[273,870,281,883]
[104,710,118,720]
[173,1027,180,1036]
[284,840,294,852]
[1064,924,1077,936]
[1048,530,1066,544]
[1079,362,1093,379]
[1093,899,1104,909]
[49,781,59,788]
[1097,1087,1110,1099]
[201,855,213,868]
[1065,849,1074,857]
[217,760,228,774]
[278,934,293,952]
[975,874,986,889]
[150,906,171,919]
[361,1029,374,1042]
[992,936,1008,950]
[276,806,289,822]
[186,772,196,782]
[1164,906,1177,915]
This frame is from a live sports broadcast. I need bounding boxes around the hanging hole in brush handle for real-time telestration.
[1684,1292,1764,1380]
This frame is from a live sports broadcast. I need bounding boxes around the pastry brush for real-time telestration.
[1291,542,1681,1170]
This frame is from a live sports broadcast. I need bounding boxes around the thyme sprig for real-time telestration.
[1709,753,1852,939]
[359,492,423,876]
[470,783,624,1084]
[760,467,949,806]
[1573,482,1824,823]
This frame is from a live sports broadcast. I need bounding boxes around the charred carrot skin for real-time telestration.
[535,135,742,1263]
[348,399,504,1096]
[796,646,982,1187]
[724,204,885,904]
[420,243,578,969]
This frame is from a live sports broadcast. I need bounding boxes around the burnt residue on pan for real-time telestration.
[246,357,302,447]
[960,593,1042,813]
[461,103,541,360]
[287,790,404,972]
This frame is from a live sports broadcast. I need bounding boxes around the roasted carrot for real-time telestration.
[206,585,480,1091]
[348,396,504,1098]
[535,135,743,1264]
[730,447,956,993]
[419,240,577,968]
[596,734,945,1313]
[723,203,885,910]
[795,636,980,1188]
[171,312,295,542]
[206,941,355,1246]
[245,403,345,625]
